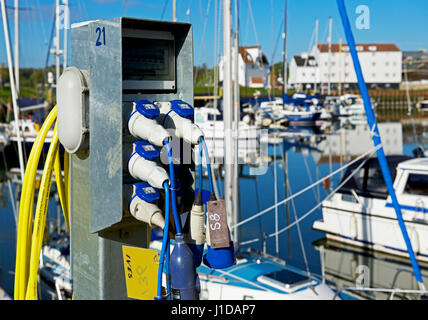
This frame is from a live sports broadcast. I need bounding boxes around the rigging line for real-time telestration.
[273,143,279,255]
[123,0,128,16]
[244,2,249,44]
[160,0,169,20]
[301,21,317,72]
[303,153,319,202]
[241,149,374,246]
[286,175,311,279]
[247,0,264,73]
[232,143,382,230]
[194,0,212,82]
[35,0,47,42]
[271,19,284,67]
[247,0,259,47]
[267,150,373,239]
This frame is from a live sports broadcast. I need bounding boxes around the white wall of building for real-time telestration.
[219,46,270,88]
[289,44,402,89]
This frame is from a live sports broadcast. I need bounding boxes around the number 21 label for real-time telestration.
[95,27,106,46]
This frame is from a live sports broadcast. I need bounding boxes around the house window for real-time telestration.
[372,73,376,78]
[385,73,389,77]
[404,174,428,196]
[372,62,376,67]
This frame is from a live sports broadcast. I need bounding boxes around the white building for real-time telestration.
[288,53,319,90]
[219,45,270,88]
[289,43,402,90]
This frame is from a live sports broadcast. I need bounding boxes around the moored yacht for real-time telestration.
[313,156,428,261]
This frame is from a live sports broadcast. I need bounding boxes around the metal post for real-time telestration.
[339,38,342,95]
[232,0,240,245]
[63,0,69,70]
[14,0,19,95]
[314,19,319,92]
[1,0,25,179]
[55,0,60,84]
[173,0,177,22]
[223,0,234,239]
[282,0,288,96]
[328,16,332,95]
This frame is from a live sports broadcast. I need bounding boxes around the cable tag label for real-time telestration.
[122,246,159,300]
[207,200,230,248]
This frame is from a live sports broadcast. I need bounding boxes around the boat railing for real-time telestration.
[333,286,428,300]
[234,144,382,244]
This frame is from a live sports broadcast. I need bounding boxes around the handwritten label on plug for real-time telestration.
[207,200,230,249]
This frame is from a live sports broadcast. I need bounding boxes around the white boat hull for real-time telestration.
[314,196,428,262]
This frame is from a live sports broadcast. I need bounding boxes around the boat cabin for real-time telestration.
[336,156,428,201]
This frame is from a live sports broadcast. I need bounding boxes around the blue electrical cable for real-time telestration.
[164,140,182,234]
[198,141,203,193]
[156,181,171,300]
[200,137,214,195]
[337,0,425,289]
[165,237,171,300]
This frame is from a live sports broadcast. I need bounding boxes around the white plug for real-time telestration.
[156,101,204,145]
[128,154,169,189]
[128,100,171,147]
[129,190,165,229]
[187,194,206,245]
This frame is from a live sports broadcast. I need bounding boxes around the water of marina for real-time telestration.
[1,117,428,299]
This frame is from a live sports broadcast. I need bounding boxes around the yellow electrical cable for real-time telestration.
[54,149,70,231]
[16,109,57,299]
[64,151,70,226]
[25,123,60,300]
[14,106,57,300]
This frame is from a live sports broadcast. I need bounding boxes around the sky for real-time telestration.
[0,0,427,69]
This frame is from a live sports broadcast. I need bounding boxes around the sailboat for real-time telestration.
[192,0,337,300]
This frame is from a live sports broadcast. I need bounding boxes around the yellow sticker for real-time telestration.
[122,245,159,300]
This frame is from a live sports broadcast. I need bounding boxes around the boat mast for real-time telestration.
[222,0,235,239]
[63,0,69,70]
[327,16,332,95]
[55,0,61,84]
[173,0,177,22]
[232,0,240,244]
[0,0,25,179]
[282,0,288,96]
[313,19,319,93]
[14,0,19,95]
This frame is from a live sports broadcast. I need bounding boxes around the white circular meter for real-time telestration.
[57,67,89,154]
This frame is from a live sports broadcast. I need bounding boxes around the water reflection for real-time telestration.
[0,114,427,299]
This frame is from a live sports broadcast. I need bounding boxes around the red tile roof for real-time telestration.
[317,43,400,53]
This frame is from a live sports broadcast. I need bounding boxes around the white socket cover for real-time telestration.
[57,67,89,153]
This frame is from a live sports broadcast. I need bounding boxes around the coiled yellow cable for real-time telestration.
[14,107,57,300]
[25,123,60,300]
[64,151,70,225]
[15,104,72,299]
[54,148,70,231]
